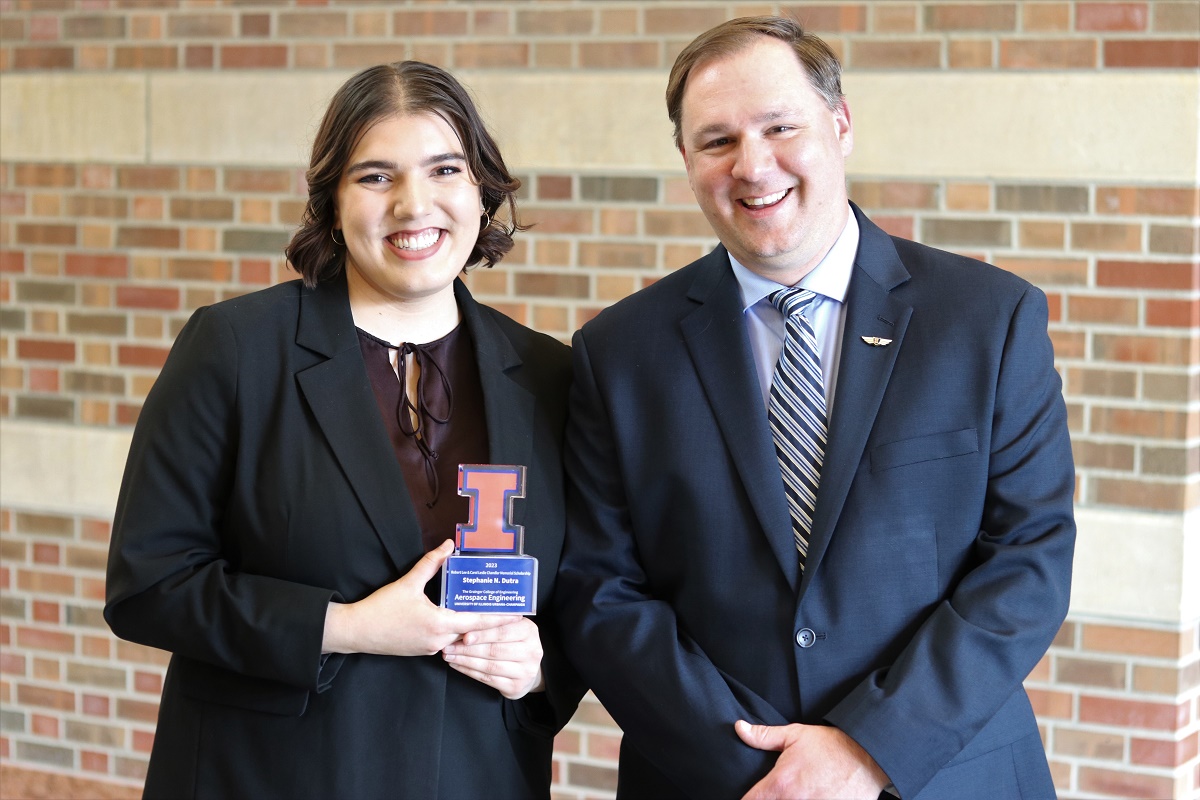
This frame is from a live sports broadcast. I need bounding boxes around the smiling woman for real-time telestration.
[103,61,583,800]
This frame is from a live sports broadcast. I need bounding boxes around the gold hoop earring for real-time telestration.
[480,212,492,231]
[330,228,345,246]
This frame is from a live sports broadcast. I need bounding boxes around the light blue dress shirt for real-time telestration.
[731,208,860,415]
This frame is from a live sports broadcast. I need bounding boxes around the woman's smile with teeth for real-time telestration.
[389,229,441,250]
[741,189,789,208]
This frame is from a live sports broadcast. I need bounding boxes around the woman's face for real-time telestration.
[335,112,482,307]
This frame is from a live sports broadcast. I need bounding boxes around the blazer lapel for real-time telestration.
[294,276,423,574]
[680,249,801,593]
[455,280,535,472]
[802,207,912,581]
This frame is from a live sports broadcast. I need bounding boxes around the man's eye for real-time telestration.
[703,138,732,150]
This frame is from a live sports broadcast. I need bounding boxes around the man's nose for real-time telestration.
[731,138,772,183]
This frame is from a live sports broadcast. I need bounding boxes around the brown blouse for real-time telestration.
[356,323,489,555]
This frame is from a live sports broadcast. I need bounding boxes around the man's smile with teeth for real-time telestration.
[388,229,440,250]
[741,189,789,208]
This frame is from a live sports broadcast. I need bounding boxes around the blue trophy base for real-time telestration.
[441,554,538,614]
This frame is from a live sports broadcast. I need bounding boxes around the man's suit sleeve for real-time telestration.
[104,306,338,692]
[825,285,1076,798]
[556,327,790,798]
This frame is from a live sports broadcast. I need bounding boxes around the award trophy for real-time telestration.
[440,464,538,615]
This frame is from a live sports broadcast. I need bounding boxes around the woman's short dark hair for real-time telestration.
[666,16,844,150]
[286,61,524,287]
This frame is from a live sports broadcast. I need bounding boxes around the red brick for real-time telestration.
[1091,406,1193,440]
[1131,732,1198,767]
[1146,298,1199,328]
[65,253,129,278]
[114,45,178,69]
[82,694,110,717]
[523,208,593,235]
[1083,623,1193,658]
[224,168,290,193]
[17,626,74,653]
[1,251,27,273]
[1096,187,1200,216]
[116,286,181,310]
[1097,259,1197,290]
[17,339,75,362]
[118,167,179,191]
[1080,695,1189,731]
[13,46,74,69]
[1093,333,1194,365]
[17,223,76,246]
[1105,39,1200,67]
[1079,766,1176,798]
[118,345,171,369]
[185,45,214,69]
[15,165,77,188]
[1078,2,1149,31]
[18,684,75,711]
[220,44,287,69]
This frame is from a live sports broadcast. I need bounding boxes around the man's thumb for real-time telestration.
[734,720,788,752]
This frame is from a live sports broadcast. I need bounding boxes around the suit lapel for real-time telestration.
[294,276,424,574]
[680,249,801,593]
[803,208,912,581]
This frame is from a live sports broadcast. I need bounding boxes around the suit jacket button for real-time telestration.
[795,628,816,648]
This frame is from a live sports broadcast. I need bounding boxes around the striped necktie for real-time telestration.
[767,287,827,569]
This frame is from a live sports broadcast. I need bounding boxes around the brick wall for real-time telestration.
[1,2,1197,798]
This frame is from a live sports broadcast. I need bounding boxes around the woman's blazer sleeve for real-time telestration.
[104,305,337,692]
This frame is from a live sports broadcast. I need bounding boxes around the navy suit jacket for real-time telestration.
[106,276,582,799]
[556,206,1074,799]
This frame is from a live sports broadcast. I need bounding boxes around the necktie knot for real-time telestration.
[770,287,816,320]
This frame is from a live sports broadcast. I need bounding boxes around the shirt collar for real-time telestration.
[730,207,859,312]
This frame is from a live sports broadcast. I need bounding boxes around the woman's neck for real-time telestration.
[347,280,461,346]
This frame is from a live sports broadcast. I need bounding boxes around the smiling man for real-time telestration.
[556,16,1075,800]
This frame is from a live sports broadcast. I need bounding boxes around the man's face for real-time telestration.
[679,36,853,286]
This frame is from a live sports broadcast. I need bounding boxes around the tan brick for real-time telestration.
[1134,659,1200,694]
[1019,220,1066,249]
[516,9,592,35]
[1149,224,1199,254]
[1091,406,1194,440]
[850,180,939,210]
[523,208,593,235]
[332,43,408,69]
[1154,2,1200,33]
[454,42,529,68]
[922,218,1011,247]
[118,166,178,191]
[1072,440,1135,470]
[278,12,346,38]
[1067,367,1136,398]
[514,273,588,299]
[1068,294,1139,325]
[170,198,234,222]
[13,46,74,70]
[1142,445,1197,477]
[782,4,868,32]
[644,210,712,238]
[1072,222,1143,252]
[578,242,656,269]
[1056,656,1128,689]
[1001,39,1098,68]
[1027,687,1073,719]
[219,44,287,69]
[579,41,659,68]
[167,12,234,38]
[65,662,126,690]
[645,6,728,34]
[566,762,619,792]
[533,240,571,267]
[850,39,941,68]
[393,10,468,36]
[1097,186,1199,216]
[1022,2,1071,31]
[1053,727,1126,759]
[114,46,177,69]
[993,256,1086,285]
[949,39,994,68]
[926,3,1017,30]
[600,209,638,237]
